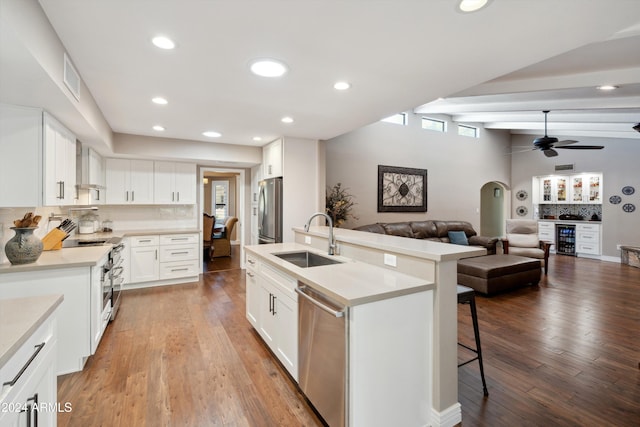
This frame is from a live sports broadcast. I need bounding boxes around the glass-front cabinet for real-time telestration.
[535,173,602,204]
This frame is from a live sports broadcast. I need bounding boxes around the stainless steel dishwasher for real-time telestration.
[296,283,348,427]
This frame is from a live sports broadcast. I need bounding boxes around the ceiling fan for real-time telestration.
[520,110,605,157]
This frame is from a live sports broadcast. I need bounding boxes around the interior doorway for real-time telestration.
[200,167,246,271]
[480,181,509,238]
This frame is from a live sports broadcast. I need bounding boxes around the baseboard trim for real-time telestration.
[430,402,461,427]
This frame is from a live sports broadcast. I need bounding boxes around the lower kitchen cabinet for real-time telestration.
[245,257,298,380]
[0,263,107,374]
[128,233,199,286]
[0,312,58,427]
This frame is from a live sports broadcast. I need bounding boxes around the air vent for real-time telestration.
[63,53,81,101]
[555,163,575,171]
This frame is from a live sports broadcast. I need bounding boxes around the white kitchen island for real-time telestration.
[247,226,485,427]
[292,225,486,427]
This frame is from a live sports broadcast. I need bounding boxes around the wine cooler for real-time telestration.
[556,224,576,256]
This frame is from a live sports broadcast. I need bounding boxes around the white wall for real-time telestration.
[510,134,640,258]
[324,113,512,231]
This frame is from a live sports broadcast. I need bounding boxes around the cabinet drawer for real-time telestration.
[130,235,159,247]
[577,243,599,255]
[577,223,600,232]
[577,231,599,243]
[160,233,198,245]
[538,222,554,232]
[539,230,555,241]
[159,244,198,262]
[0,316,53,388]
[261,262,297,297]
[246,254,259,271]
[159,260,199,280]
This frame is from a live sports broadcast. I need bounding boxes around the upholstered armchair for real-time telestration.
[203,213,216,261]
[212,216,238,258]
[502,219,552,274]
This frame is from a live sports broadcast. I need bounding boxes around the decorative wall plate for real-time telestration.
[609,195,622,204]
[516,206,528,216]
[516,190,528,201]
[622,203,636,213]
[622,186,635,195]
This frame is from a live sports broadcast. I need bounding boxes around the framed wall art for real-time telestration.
[377,165,427,212]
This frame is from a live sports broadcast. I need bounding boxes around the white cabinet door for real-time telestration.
[129,160,154,204]
[263,138,283,178]
[153,161,175,204]
[174,162,196,204]
[154,161,196,204]
[105,158,154,204]
[130,246,159,282]
[273,290,297,377]
[0,104,42,207]
[43,113,76,206]
[259,282,278,348]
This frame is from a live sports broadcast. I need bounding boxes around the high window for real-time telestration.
[421,117,446,132]
[381,113,407,125]
[458,124,479,138]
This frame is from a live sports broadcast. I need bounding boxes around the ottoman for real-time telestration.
[457,254,541,296]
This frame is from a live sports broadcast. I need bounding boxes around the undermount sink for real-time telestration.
[274,251,343,268]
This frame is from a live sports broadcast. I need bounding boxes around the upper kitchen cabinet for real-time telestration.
[263,138,283,179]
[43,113,77,206]
[535,173,603,204]
[105,158,154,204]
[0,104,43,207]
[153,161,196,204]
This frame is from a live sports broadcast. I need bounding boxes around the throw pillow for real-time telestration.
[448,231,469,246]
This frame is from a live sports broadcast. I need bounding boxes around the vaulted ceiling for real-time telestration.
[2,0,639,149]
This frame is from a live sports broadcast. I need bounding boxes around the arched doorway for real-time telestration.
[480,181,509,238]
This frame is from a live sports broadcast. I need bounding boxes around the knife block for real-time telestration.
[42,228,67,251]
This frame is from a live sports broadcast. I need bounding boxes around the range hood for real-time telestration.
[76,142,105,204]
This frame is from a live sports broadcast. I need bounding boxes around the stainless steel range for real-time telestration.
[109,242,125,320]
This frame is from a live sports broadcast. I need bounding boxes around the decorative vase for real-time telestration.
[4,227,43,265]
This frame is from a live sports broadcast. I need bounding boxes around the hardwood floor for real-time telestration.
[57,254,640,426]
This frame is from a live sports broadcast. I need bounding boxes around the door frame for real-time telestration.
[199,167,246,269]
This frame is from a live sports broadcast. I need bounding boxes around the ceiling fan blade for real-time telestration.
[556,145,604,150]
[507,147,535,155]
[554,140,578,147]
[543,148,558,157]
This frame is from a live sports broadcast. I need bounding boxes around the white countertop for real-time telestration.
[0,228,200,273]
[0,294,63,368]
[246,243,434,306]
[296,226,487,262]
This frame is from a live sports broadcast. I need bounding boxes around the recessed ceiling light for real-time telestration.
[153,125,165,131]
[281,116,294,124]
[250,59,288,77]
[152,36,175,50]
[152,97,168,105]
[203,131,222,138]
[458,0,490,12]
[597,85,618,91]
[252,136,263,142]
[334,81,351,90]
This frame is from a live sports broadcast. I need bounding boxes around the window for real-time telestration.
[381,113,407,125]
[458,124,479,138]
[421,117,446,132]
[212,180,229,219]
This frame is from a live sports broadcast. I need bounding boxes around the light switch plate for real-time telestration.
[384,253,397,267]
[304,236,311,244]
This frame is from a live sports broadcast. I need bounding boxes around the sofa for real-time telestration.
[353,220,498,254]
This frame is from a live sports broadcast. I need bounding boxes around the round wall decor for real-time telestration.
[516,190,528,201]
[516,206,528,216]
[622,203,636,213]
[609,195,622,204]
[622,186,635,195]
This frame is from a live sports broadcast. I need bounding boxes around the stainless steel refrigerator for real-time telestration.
[258,177,283,244]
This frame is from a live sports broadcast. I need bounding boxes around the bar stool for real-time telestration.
[457,285,489,396]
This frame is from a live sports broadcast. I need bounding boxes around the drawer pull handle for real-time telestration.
[171,268,189,272]
[3,343,45,387]
[171,251,189,255]
[171,238,189,241]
